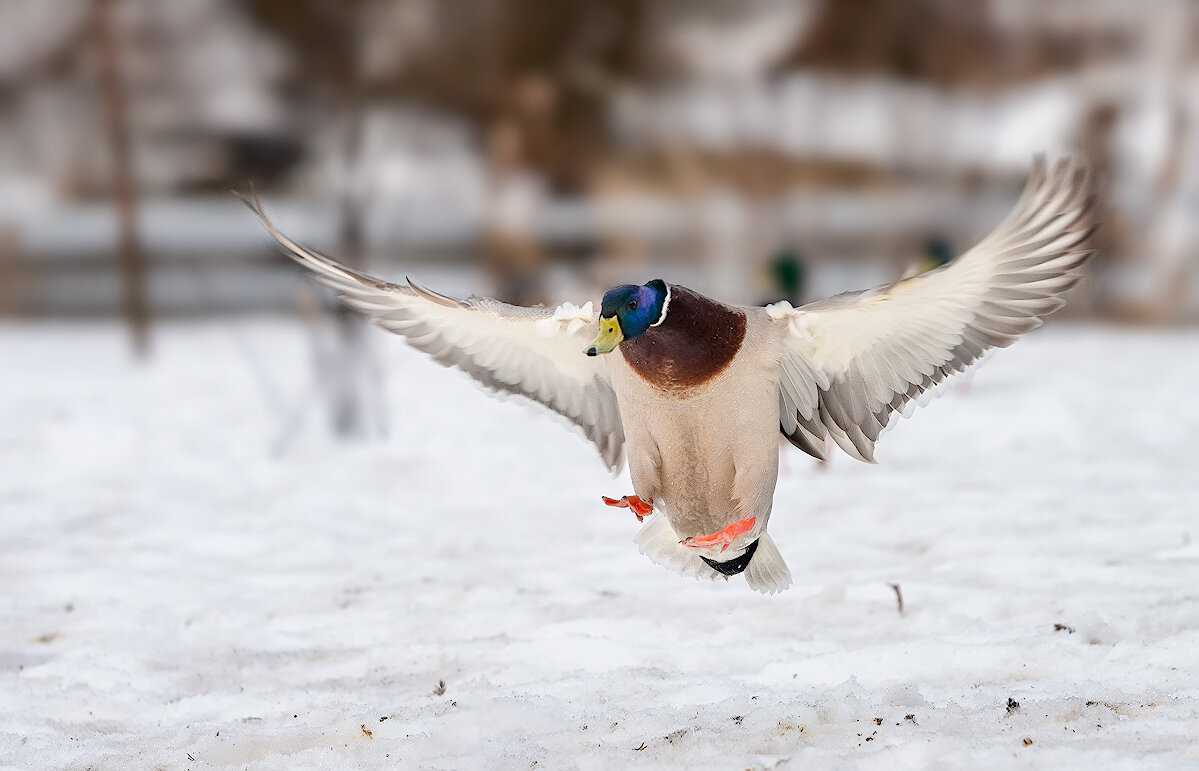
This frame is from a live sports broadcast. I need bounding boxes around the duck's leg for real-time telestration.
[602,495,654,521]
[680,516,757,553]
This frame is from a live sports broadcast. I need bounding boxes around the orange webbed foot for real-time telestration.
[680,515,757,552]
[602,495,654,521]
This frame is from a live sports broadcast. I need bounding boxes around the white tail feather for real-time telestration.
[634,515,724,582]
[744,532,793,595]
[635,516,793,594]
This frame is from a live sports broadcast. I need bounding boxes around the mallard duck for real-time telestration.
[240,158,1094,595]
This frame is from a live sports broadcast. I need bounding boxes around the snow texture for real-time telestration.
[1,320,1197,769]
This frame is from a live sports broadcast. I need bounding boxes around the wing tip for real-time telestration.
[232,187,275,233]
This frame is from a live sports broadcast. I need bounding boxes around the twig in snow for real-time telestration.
[889,583,904,615]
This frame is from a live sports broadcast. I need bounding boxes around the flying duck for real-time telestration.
[241,158,1094,594]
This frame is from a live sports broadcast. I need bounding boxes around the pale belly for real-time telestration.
[609,345,782,540]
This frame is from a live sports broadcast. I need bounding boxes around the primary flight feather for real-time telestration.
[241,157,1095,594]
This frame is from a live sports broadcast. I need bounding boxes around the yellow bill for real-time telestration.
[585,316,624,356]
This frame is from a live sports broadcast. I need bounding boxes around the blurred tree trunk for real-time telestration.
[249,0,386,440]
[93,0,149,355]
[327,109,386,440]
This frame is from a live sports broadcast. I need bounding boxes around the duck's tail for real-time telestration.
[634,514,725,582]
[743,532,792,595]
[633,515,793,594]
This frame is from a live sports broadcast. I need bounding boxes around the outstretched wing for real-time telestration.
[774,157,1096,462]
[240,195,625,471]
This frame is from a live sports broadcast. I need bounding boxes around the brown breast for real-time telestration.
[619,285,747,394]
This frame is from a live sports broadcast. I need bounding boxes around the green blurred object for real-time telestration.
[768,248,807,305]
[919,237,954,273]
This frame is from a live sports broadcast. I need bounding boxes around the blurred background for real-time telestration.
[2,0,1197,437]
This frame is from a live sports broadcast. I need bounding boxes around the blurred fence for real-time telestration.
[1,0,1197,321]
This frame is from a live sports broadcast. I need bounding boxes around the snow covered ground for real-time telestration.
[1,319,1196,769]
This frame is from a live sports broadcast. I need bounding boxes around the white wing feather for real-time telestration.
[240,195,625,471]
[774,157,1096,462]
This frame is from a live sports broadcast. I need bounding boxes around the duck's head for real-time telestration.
[585,279,670,356]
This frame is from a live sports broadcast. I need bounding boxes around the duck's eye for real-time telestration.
[627,299,638,311]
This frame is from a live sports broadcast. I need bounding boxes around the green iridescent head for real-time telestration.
[585,280,670,356]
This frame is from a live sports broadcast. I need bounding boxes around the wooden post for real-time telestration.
[93,0,149,354]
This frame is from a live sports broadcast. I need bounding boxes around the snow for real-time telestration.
[1,319,1197,769]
